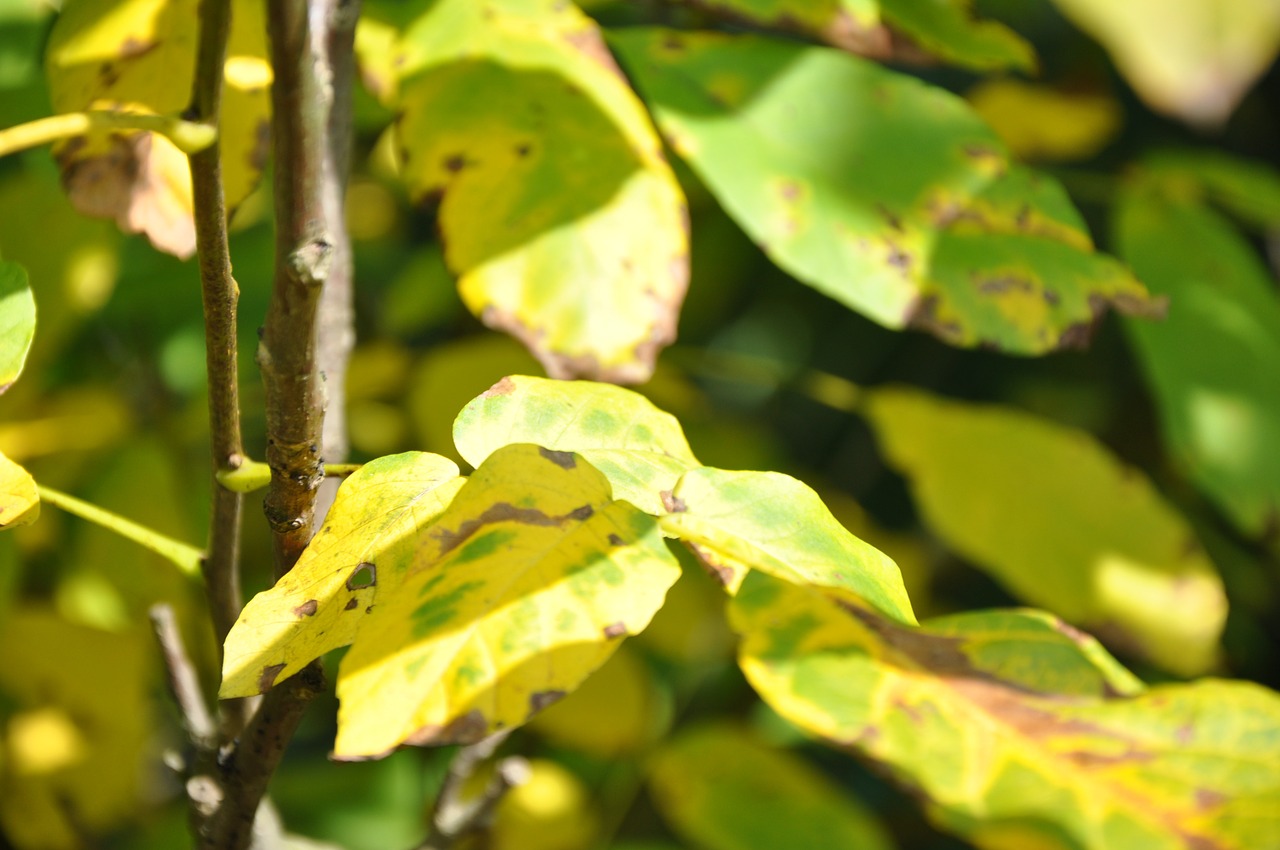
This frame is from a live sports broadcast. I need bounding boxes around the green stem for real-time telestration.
[36,484,204,578]
[0,111,216,158]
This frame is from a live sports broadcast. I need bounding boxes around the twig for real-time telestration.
[150,603,217,749]
[415,731,530,850]
[0,110,215,158]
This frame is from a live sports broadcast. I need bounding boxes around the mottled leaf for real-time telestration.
[611,30,1159,354]
[44,0,271,257]
[878,0,1035,72]
[0,450,38,530]
[733,572,1280,850]
[675,0,887,56]
[1048,0,1280,126]
[659,467,915,625]
[391,0,688,382]
[221,452,463,698]
[454,374,699,516]
[1116,187,1280,541]
[333,444,680,759]
[968,79,1121,162]
[0,260,35,393]
[861,386,1226,675]
[649,724,892,850]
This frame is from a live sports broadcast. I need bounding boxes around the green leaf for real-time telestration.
[44,0,271,257]
[1115,188,1280,541]
[390,0,688,382]
[0,450,38,530]
[648,725,893,850]
[1048,0,1280,126]
[659,467,916,625]
[0,260,34,393]
[453,375,699,516]
[1139,149,1280,231]
[732,572,1280,850]
[879,0,1035,72]
[221,452,464,698]
[861,386,1226,676]
[610,30,1159,354]
[333,443,681,759]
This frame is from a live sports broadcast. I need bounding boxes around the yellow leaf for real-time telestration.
[333,444,680,759]
[0,451,38,530]
[968,79,1121,162]
[221,452,464,698]
[491,759,598,850]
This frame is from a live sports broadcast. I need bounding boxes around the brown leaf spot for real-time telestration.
[118,36,157,60]
[343,598,359,611]
[433,502,590,555]
[976,275,1033,296]
[603,621,627,638]
[442,153,466,173]
[687,542,736,586]
[660,490,687,513]
[293,599,318,618]
[904,295,962,344]
[346,562,377,590]
[529,690,567,713]
[258,663,287,693]
[483,376,516,398]
[539,447,576,469]
[607,533,624,546]
[403,709,490,747]
[1194,788,1226,811]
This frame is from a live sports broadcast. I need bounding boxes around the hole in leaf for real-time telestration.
[346,562,377,590]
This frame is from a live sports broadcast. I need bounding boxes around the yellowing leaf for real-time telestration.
[611,30,1160,355]
[453,375,699,516]
[1049,0,1280,126]
[491,759,599,850]
[0,260,35,394]
[659,467,915,625]
[45,0,271,257]
[732,573,1280,850]
[648,725,893,850]
[0,451,38,530]
[391,0,688,382]
[221,452,464,698]
[968,79,1121,162]
[861,386,1226,676]
[333,444,681,759]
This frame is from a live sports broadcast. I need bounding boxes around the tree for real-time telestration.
[0,1,1278,849]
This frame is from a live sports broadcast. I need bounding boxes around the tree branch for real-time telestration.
[414,732,530,850]
[150,603,217,750]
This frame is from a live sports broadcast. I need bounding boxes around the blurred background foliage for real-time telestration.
[0,0,1277,847]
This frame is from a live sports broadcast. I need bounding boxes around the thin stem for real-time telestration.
[0,110,215,158]
[36,484,204,577]
[416,732,530,850]
[150,603,217,749]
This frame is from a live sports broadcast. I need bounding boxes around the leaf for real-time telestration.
[44,0,271,257]
[878,0,1035,72]
[659,467,915,625]
[529,646,666,756]
[453,375,699,516]
[648,724,894,850]
[610,30,1159,354]
[0,260,35,393]
[1048,0,1280,126]
[333,443,681,759]
[0,450,39,530]
[732,572,1280,850]
[1115,188,1280,541]
[1138,149,1280,231]
[490,759,600,850]
[390,0,688,382]
[967,79,1121,162]
[221,452,464,698]
[860,386,1227,676]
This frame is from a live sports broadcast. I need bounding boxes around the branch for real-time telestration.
[150,603,217,750]
[414,732,530,850]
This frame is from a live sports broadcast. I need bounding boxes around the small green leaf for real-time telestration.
[454,375,699,516]
[1116,187,1280,540]
[333,443,680,759]
[0,260,34,394]
[733,572,1280,850]
[610,30,1158,354]
[860,385,1227,676]
[1140,148,1280,231]
[221,452,464,698]
[0,451,38,530]
[389,0,688,382]
[648,724,893,850]
[659,467,915,625]
[879,0,1036,72]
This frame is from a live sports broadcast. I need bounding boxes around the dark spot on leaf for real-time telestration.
[365,605,374,614]
[293,599,318,618]
[1194,788,1226,810]
[876,203,903,232]
[443,153,466,173]
[661,33,684,51]
[118,36,158,60]
[346,562,376,590]
[539,447,576,469]
[515,143,531,157]
[1043,289,1061,306]
[433,502,577,555]
[258,663,287,693]
[529,690,566,713]
[403,709,490,747]
[344,598,359,611]
[976,275,1033,295]
[483,376,516,398]
[568,504,593,521]
[603,621,627,638]
[962,143,1002,163]
[660,490,686,513]
[886,243,911,272]
[608,533,624,546]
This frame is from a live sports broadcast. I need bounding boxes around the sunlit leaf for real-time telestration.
[611,30,1160,354]
[390,0,688,382]
[454,375,699,516]
[0,451,38,530]
[733,572,1280,850]
[1048,0,1280,126]
[221,452,464,698]
[0,260,35,394]
[44,0,271,257]
[491,759,599,850]
[968,78,1121,162]
[0,609,152,850]
[878,0,1035,72]
[648,724,893,850]
[861,386,1226,676]
[1116,187,1280,541]
[333,444,681,759]
[659,467,915,625]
